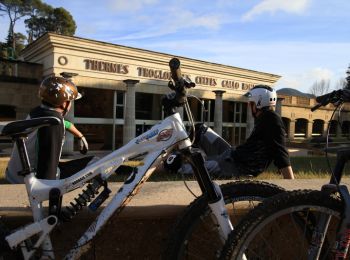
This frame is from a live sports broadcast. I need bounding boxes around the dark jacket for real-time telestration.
[232,109,290,176]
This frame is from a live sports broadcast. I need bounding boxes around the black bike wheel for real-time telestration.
[221,190,343,260]
[163,180,286,260]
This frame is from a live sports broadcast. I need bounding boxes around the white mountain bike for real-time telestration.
[0,58,285,260]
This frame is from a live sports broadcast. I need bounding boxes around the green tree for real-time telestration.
[345,65,350,90]
[0,41,7,58]
[25,0,50,43]
[25,5,76,42]
[0,0,32,51]
[13,32,26,54]
[50,7,76,35]
[1,0,77,57]
[4,31,27,58]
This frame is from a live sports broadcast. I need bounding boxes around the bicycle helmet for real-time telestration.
[39,76,82,107]
[245,85,277,109]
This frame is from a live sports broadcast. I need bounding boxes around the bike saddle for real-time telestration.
[1,117,60,137]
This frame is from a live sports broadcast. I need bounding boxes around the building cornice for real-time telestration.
[21,33,280,85]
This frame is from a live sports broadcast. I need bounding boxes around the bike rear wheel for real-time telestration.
[163,180,285,260]
[220,190,343,260]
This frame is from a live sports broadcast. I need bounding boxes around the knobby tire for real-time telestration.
[163,180,285,260]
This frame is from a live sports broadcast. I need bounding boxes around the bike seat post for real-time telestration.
[14,135,33,176]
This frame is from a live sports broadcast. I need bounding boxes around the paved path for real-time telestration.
[1,179,348,259]
[1,179,348,218]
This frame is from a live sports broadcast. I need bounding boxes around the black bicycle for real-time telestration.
[220,86,350,259]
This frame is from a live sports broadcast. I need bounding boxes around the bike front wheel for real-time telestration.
[0,219,22,260]
[163,180,286,260]
[220,189,343,260]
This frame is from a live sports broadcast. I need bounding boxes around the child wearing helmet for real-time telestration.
[179,85,294,179]
[6,76,90,183]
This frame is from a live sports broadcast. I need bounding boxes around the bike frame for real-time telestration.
[307,101,350,260]
[5,112,233,259]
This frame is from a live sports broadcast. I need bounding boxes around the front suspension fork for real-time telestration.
[184,148,233,240]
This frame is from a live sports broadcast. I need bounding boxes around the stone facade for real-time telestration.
[279,94,350,140]
[1,33,347,153]
[0,58,42,120]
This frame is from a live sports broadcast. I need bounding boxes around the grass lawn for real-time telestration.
[0,156,348,184]
[0,160,7,184]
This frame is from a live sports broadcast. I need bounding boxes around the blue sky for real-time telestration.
[1,0,350,93]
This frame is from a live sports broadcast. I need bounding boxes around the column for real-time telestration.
[213,90,225,136]
[123,79,139,144]
[306,120,313,139]
[275,97,284,116]
[289,120,296,141]
[323,121,329,137]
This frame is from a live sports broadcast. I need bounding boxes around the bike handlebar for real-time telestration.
[311,89,350,112]
[169,58,182,83]
[162,58,196,116]
[169,58,196,91]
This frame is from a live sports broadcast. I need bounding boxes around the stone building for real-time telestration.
[0,33,348,153]
[278,88,350,140]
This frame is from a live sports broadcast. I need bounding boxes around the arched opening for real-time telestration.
[329,120,338,137]
[312,119,324,137]
[341,121,350,138]
[295,118,308,138]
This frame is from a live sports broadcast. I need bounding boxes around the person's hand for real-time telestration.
[79,136,89,154]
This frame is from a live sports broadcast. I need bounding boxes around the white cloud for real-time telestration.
[110,9,224,41]
[309,67,333,81]
[242,0,312,21]
[107,0,158,13]
[275,67,334,92]
[135,38,349,93]
[193,16,222,30]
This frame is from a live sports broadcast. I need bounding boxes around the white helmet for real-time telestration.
[245,85,277,109]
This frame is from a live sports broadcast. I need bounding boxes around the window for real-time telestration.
[0,105,15,120]
[75,124,113,150]
[135,93,162,120]
[223,101,234,123]
[116,91,124,119]
[234,102,247,123]
[75,87,113,118]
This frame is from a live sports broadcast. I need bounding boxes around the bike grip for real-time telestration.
[315,91,334,103]
[311,103,322,112]
[169,58,182,82]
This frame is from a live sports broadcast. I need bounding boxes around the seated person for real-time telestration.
[166,85,294,179]
[6,76,90,183]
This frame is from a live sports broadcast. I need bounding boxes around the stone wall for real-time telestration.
[0,59,42,120]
